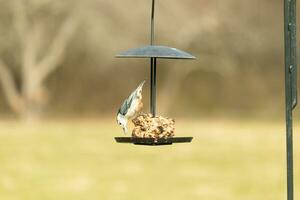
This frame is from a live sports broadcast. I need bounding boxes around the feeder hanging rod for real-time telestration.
[284,0,297,200]
[150,0,156,116]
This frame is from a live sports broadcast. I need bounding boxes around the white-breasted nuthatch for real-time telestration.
[117,80,145,134]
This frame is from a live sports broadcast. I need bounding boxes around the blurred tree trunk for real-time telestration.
[0,1,78,121]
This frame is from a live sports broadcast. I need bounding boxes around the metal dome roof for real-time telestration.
[116,45,196,59]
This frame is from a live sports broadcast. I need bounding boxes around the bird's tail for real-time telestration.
[137,80,146,90]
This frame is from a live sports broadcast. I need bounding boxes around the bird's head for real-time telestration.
[117,113,128,134]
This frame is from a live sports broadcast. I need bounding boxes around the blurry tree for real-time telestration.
[0,0,295,118]
[0,0,79,120]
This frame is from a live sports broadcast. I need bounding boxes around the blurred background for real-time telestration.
[0,0,299,199]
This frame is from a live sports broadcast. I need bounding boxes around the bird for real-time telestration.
[117,80,146,134]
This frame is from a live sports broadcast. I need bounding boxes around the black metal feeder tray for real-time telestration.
[115,137,193,146]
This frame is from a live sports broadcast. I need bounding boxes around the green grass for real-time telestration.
[0,119,299,200]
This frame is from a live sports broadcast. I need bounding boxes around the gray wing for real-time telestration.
[118,80,145,116]
[118,92,135,115]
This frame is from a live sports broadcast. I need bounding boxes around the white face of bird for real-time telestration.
[117,114,128,134]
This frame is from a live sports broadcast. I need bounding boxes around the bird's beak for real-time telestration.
[122,126,127,134]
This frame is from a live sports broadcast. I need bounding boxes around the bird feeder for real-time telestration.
[115,0,195,145]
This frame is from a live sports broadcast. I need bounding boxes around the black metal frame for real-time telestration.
[115,0,195,146]
[284,0,297,200]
